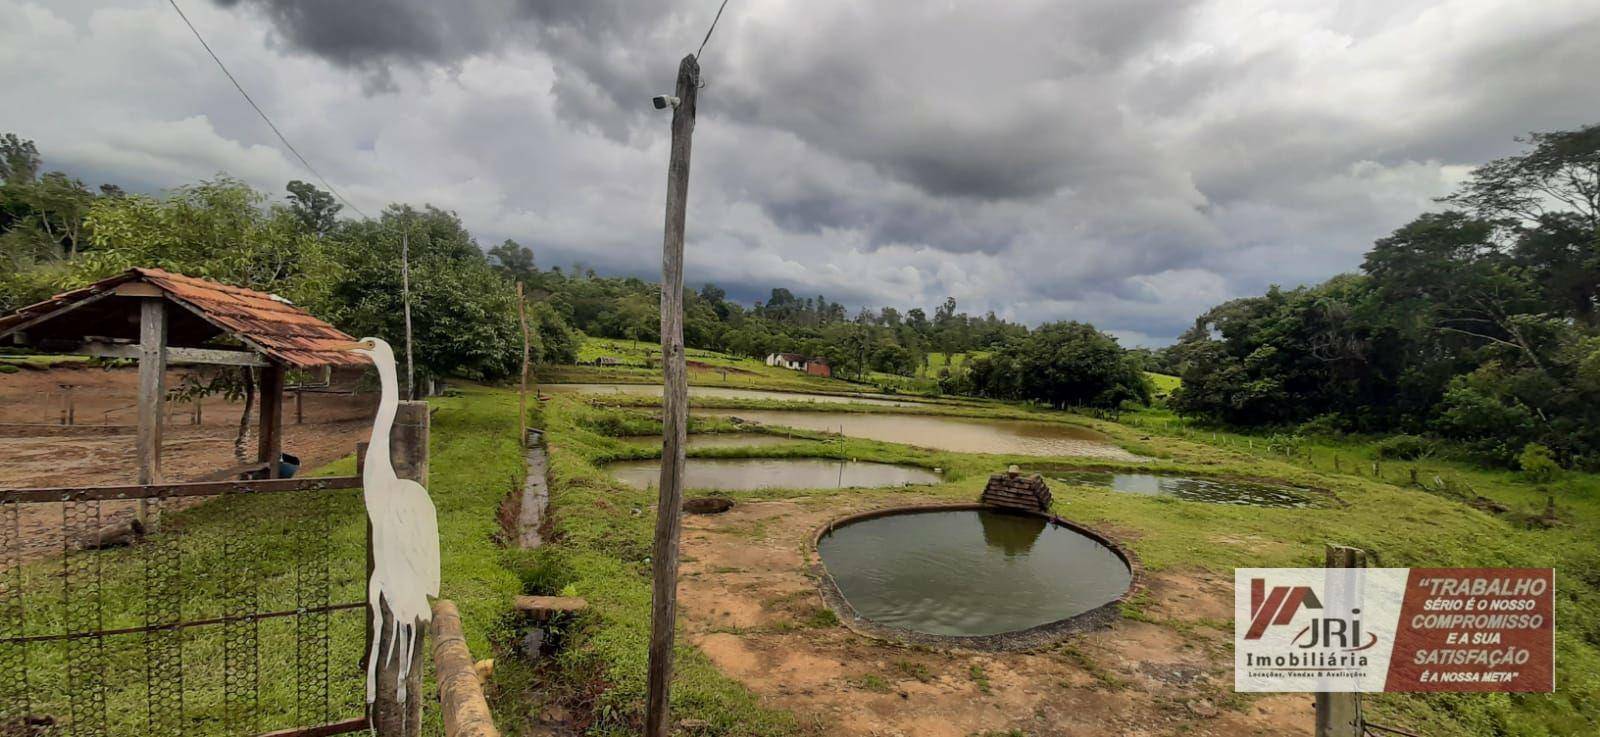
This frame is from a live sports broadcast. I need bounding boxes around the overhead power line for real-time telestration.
[695,0,732,60]
[166,0,369,219]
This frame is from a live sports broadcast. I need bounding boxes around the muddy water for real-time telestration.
[818,509,1131,636]
[616,433,808,450]
[606,458,940,491]
[701,410,1142,460]
[1052,471,1312,507]
[541,383,923,407]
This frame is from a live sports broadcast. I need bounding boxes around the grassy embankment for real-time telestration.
[5,385,525,735]
[524,345,1598,737]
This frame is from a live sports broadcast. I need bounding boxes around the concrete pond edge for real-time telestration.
[806,502,1145,653]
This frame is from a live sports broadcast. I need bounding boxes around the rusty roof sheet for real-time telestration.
[0,268,369,368]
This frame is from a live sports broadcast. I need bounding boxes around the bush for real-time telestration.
[1376,434,1434,460]
[1518,443,1560,483]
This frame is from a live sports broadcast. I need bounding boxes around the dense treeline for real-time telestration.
[0,132,1151,408]
[0,133,578,387]
[1169,124,1600,468]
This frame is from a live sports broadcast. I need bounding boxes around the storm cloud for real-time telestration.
[6,0,1600,344]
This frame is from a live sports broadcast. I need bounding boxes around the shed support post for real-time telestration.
[1316,544,1366,737]
[136,298,167,526]
[368,401,429,737]
[257,365,284,478]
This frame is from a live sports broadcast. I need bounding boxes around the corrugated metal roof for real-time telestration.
[0,268,369,368]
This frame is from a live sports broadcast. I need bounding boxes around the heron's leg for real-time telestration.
[366,580,383,703]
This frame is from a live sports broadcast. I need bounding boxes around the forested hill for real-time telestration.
[1168,124,1600,469]
[0,131,1153,409]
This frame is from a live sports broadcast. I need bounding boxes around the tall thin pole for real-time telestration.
[645,53,699,737]
[401,227,416,399]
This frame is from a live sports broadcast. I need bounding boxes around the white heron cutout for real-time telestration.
[337,337,440,705]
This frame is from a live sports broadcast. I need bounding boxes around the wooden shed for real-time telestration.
[0,267,368,490]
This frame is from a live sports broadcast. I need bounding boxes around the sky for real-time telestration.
[4,1,1599,345]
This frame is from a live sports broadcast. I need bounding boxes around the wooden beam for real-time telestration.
[113,282,163,298]
[257,365,285,478]
[511,595,588,618]
[430,600,500,737]
[76,341,268,367]
[0,288,119,341]
[645,53,699,737]
[136,298,167,525]
[0,476,362,504]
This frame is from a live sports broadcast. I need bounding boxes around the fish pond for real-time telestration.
[700,410,1143,460]
[1049,471,1314,508]
[615,433,807,450]
[543,383,924,407]
[817,508,1131,637]
[606,457,941,491]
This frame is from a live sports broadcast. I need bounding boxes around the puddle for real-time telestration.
[700,410,1142,460]
[1050,471,1312,507]
[542,383,923,407]
[616,433,806,450]
[605,457,941,491]
[818,508,1131,636]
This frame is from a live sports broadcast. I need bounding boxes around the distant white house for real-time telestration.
[765,352,831,378]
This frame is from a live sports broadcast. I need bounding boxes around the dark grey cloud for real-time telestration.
[17,0,1600,345]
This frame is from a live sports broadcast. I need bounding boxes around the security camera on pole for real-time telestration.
[644,53,699,737]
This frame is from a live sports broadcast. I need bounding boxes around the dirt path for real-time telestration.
[1,364,375,563]
[678,497,1315,737]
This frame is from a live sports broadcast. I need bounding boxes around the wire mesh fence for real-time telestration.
[0,478,372,737]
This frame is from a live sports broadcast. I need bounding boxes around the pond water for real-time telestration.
[606,457,941,491]
[542,383,923,407]
[700,410,1143,460]
[616,433,808,450]
[818,508,1131,636]
[1050,471,1312,508]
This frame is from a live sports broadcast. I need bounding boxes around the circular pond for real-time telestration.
[815,506,1134,646]
[606,457,941,491]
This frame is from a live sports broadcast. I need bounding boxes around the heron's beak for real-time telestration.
[330,339,368,352]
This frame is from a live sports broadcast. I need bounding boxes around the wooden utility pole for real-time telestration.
[401,228,416,400]
[1317,544,1366,737]
[517,282,531,445]
[645,53,699,737]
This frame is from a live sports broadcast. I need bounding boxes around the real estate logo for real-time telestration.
[1235,568,1553,693]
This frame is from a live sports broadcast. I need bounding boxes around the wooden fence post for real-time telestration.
[645,53,699,737]
[369,400,430,737]
[1317,544,1366,737]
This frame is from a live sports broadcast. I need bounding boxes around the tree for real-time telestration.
[488,239,537,283]
[1443,124,1600,229]
[285,180,342,236]
[322,206,522,383]
[81,176,335,308]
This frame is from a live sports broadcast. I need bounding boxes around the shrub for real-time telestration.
[0,364,18,374]
[1376,434,1434,460]
[1518,443,1560,483]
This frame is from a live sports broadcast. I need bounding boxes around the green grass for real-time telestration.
[1144,371,1180,398]
[526,339,1600,736]
[3,384,526,736]
[916,351,990,377]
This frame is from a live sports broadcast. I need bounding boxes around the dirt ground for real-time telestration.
[0,363,376,562]
[678,497,1316,737]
